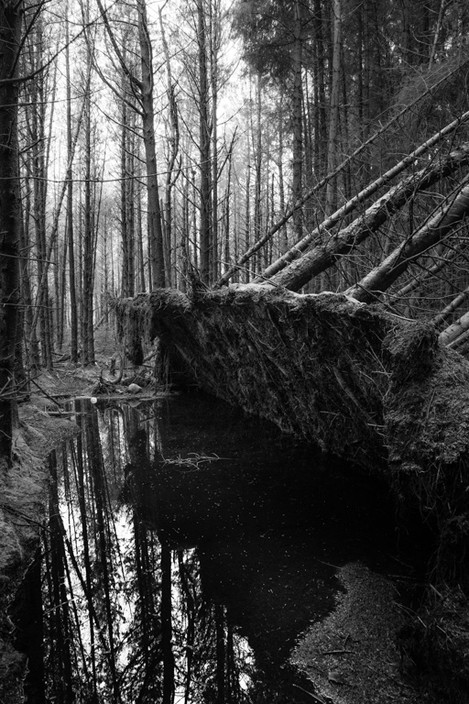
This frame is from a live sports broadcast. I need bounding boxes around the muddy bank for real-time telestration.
[0,402,78,702]
[291,561,469,704]
[292,562,416,704]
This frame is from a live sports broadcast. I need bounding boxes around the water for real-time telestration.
[18,392,413,703]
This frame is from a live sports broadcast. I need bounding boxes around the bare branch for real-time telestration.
[346,177,469,303]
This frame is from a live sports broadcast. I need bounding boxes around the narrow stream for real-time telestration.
[16,392,420,703]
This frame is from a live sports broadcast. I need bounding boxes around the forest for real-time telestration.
[2,0,469,702]
[2,0,469,410]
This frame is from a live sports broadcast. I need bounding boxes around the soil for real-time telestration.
[0,401,79,702]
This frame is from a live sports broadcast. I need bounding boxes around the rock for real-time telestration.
[128,383,142,394]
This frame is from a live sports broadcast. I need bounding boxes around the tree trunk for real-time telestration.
[0,0,22,461]
[253,72,263,274]
[210,0,220,283]
[197,0,212,284]
[66,12,78,362]
[268,144,469,291]
[160,5,180,288]
[81,42,95,365]
[291,0,304,238]
[440,309,469,347]
[325,0,342,214]
[137,0,166,289]
[347,179,469,302]
[433,285,469,330]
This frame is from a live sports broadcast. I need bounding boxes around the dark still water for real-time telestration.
[23,392,412,703]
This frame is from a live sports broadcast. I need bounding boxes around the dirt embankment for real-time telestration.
[0,403,78,701]
[0,365,106,701]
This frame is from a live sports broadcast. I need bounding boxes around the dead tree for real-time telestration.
[346,179,469,302]
[0,1,22,461]
[266,143,469,292]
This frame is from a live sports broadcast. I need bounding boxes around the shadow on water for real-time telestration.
[17,391,426,703]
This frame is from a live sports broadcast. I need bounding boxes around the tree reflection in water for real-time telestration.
[38,393,398,703]
[41,396,269,703]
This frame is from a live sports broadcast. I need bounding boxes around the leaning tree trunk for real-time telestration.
[346,178,469,302]
[0,1,22,462]
[440,310,469,347]
[257,112,469,286]
[266,143,469,291]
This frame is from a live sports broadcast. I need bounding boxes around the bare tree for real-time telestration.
[0,1,22,460]
[96,0,166,289]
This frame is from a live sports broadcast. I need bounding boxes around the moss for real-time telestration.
[291,561,417,704]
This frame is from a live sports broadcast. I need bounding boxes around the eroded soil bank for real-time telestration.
[0,403,78,701]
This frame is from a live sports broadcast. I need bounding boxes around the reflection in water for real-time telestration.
[34,393,401,703]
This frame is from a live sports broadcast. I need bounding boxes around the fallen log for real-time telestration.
[264,143,469,292]
[346,178,469,302]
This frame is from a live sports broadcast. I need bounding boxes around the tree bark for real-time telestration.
[325,0,342,215]
[197,0,212,284]
[160,5,180,289]
[255,114,469,285]
[267,143,469,291]
[347,179,469,302]
[291,0,304,238]
[81,28,95,365]
[433,285,469,330]
[440,310,469,347]
[137,0,166,289]
[66,11,78,362]
[0,0,22,461]
[210,0,220,282]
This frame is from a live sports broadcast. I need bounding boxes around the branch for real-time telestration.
[266,143,469,291]
[0,16,95,85]
[95,0,142,92]
[346,177,469,303]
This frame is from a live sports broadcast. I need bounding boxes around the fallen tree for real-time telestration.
[215,58,469,289]
[346,179,469,302]
[252,112,469,286]
[263,144,469,292]
[117,286,469,584]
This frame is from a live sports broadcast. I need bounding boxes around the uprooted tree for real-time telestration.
[116,108,469,590]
